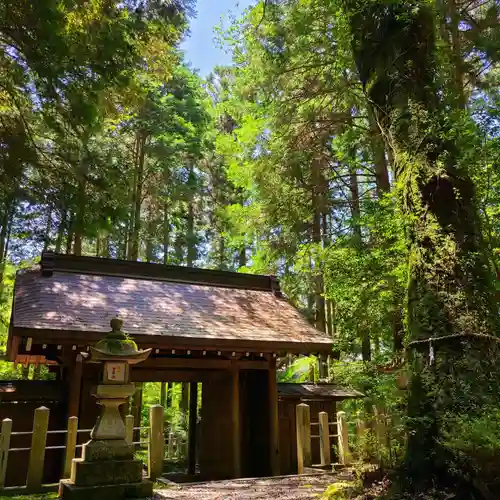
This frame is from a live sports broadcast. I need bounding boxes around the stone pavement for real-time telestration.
[154,472,350,500]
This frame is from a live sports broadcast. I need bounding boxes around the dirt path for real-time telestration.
[154,473,345,499]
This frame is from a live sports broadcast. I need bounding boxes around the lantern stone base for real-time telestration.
[59,452,152,500]
[70,458,143,486]
[59,438,152,499]
[59,479,153,500]
[83,439,135,461]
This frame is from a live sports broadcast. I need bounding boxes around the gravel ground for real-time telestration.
[154,473,344,500]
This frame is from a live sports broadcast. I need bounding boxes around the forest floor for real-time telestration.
[154,472,347,499]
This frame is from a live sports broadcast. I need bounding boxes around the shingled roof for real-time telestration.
[10,253,332,354]
[277,383,364,400]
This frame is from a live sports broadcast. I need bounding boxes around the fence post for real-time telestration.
[0,418,12,488]
[337,411,350,465]
[27,406,50,491]
[372,405,386,464]
[63,416,78,479]
[125,414,134,445]
[356,417,368,461]
[296,403,311,473]
[148,404,164,481]
[318,411,331,466]
[167,432,174,459]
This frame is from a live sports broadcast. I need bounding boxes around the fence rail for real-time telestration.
[294,403,393,473]
[0,404,188,493]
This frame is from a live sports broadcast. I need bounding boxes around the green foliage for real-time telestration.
[0,0,499,496]
[322,480,362,499]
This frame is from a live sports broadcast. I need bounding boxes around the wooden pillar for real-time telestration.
[160,382,166,407]
[296,403,311,473]
[68,354,83,418]
[148,405,165,480]
[268,357,280,476]
[63,416,78,478]
[231,365,241,478]
[0,418,12,488]
[318,411,331,466]
[337,411,350,465]
[187,382,198,475]
[131,382,143,442]
[166,382,172,407]
[27,406,50,490]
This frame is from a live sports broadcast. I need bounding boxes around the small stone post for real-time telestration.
[148,405,164,480]
[372,405,386,464]
[318,411,331,466]
[167,432,174,459]
[27,406,50,490]
[63,416,78,478]
[356,417,368,461]
[125,414,134,445]
[0,418,12,488]
[296,403,311,473]
[337,411,350,465]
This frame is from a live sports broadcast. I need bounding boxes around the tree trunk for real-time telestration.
[55,210,66,254]
[368,107,390,196]
[146,200,156,263]
[42,206,53,252]
[163,206,170,265]
[349,163,362,248]
[348,0,499,490]
[73,176,86,256]
[0,202,14,297]
[0,202,13,266]
[218,236,225,270]
[163,166,170,266]
[448,0,466,109]
[129,131,146,261]
[66,214,74,254]
[103,236,110,258]
[238,247,246,268]
[349,161,370,361]
[186,165,196,267]
[311,158,326,333]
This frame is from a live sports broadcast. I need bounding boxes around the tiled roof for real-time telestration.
[277,383,364,399]
[12,270,332,350]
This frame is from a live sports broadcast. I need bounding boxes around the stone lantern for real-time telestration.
[60,318,153,499]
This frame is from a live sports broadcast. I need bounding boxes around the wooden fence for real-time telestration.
[0,404,186,494]
[295,403,392,473]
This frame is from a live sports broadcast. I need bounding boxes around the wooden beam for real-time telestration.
[268,357,280,476]
[140,358,232,370]
[12,327,333,355]
[68,354,83,418]
[187,382,198,475]
[135,357,270,371]
[231,365,241,478]
[131,369,212,383]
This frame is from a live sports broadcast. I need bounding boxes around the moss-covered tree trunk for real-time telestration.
[345,0,500,494]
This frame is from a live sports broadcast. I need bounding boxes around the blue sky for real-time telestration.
[181,0,255,77]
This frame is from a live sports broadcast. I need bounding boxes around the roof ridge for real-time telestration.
[40,251,282,293]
